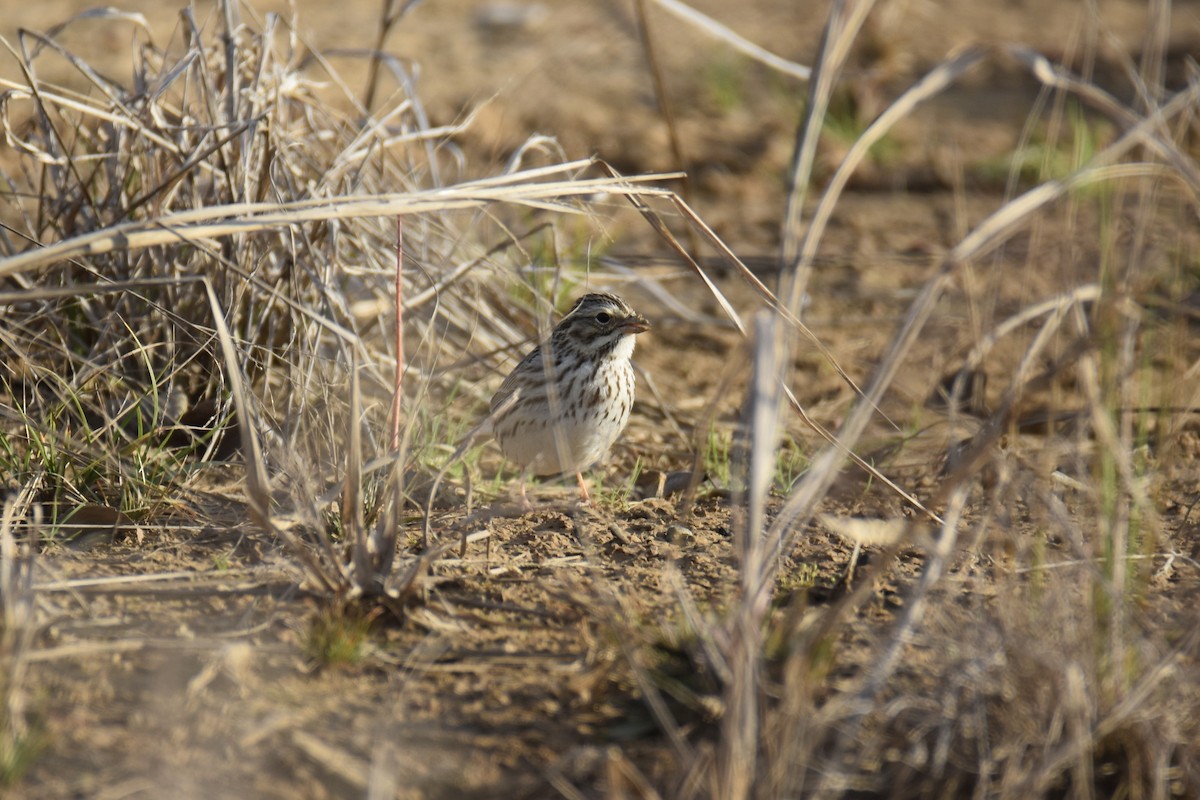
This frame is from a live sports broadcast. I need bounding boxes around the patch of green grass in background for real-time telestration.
[302,606,378,670]
[976,99,1113,186]
[0,716,46,789]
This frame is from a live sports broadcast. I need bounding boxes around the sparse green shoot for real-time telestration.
[302,607,378,670]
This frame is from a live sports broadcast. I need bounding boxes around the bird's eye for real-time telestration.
[595,312,612,325]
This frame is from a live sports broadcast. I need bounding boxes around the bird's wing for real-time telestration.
[490,345,541,414]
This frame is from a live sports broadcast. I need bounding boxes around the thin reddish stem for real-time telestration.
[388,216,404,451]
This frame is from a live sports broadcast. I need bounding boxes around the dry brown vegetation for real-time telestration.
[2,0,1200,797]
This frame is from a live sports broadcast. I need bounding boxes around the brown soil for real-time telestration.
[5,1,1200,798]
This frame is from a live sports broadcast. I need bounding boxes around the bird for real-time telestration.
[487,292,650,503]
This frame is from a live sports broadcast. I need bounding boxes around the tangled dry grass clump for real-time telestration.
[0,3,677,596]
[1,0,1199,797]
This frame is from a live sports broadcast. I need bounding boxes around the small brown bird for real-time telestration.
[487,292,650,502]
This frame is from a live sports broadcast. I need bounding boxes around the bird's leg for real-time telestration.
[516,475,534,512]
[575,472,592,504]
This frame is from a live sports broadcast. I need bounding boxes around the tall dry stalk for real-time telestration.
[715,312,783,799]
[0,491,40,784]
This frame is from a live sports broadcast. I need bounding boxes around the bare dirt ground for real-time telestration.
[4,0,1200,797]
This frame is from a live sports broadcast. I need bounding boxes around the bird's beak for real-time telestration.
[621,314,650,334]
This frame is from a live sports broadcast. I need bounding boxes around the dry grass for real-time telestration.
[1,0,1200,797]
[600,1,1200,798]
[0,0,674,596]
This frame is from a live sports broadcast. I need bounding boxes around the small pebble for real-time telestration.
[666,523,693,541]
